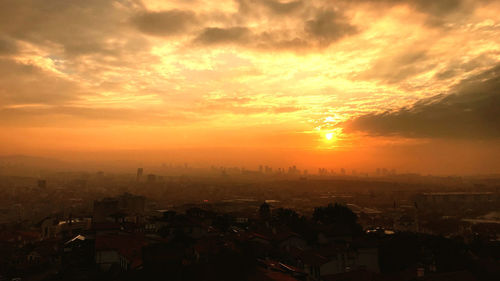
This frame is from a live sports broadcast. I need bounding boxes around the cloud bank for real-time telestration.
[345,64,500,139]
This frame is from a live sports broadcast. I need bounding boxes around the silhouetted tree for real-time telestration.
[313,203,358,225]
[273,208,299,225]
[259,202,271,221]
[313,203,362,235]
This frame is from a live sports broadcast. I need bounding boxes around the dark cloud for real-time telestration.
[131,10,197,36]
[193,27,311,51]
[192,9,357,50]
[353,0,489,27]
[0,36,18,55]
[344,63,500,139]
[434,53,498,80]
[194,27,251,45]
[0,0,143,57]
[304,10,358,46]
[0,0,359,55]
[237,0,303,16]
[254,35,310,51]
[409,0,465,16]
[356,0,473,15]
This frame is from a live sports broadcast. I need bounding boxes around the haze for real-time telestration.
[1,0,500,175]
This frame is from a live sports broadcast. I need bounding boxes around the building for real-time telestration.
[93,193,145,223]
[137,168,143,181]
[415,192,494,207]
[147,174,156,183]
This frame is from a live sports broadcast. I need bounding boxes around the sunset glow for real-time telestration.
[1,0,500,174]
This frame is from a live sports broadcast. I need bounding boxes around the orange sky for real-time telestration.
[1,0,500,174]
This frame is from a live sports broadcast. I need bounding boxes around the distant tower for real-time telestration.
[137,168,143,181]
[37,179,47,189]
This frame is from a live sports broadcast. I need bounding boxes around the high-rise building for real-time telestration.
[137,168,143,181]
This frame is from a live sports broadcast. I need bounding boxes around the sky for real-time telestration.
[1,0,500,174]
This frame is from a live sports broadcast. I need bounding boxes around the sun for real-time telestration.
[322,128,343,144]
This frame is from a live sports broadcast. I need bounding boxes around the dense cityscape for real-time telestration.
[0,159,498,281]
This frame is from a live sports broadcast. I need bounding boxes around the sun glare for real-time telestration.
[325,133,334,140]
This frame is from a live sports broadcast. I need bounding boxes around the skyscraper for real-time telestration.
[137,168,143,181]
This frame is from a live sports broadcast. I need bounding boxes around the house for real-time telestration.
[294,249,329,280]
[316,225,355,244]
[39,217,91,239]
[274,230,308,250]
[193,236,230,261]
[287,241,379,281]
[25,239,61,268]
[91,222,121,235]
[258,259,307,280]
[39,217,58,240]
[93,194,145,224]
[249,226,308,250]
[94,234,147,271]
[142,241,195,274]
[159,215,208,239]
[0,230,40,247]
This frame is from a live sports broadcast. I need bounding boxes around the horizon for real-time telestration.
[1,152,500,177]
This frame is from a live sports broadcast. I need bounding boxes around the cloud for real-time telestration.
[0,59,81,105]
[402,0,467,16]
[192,9,357,50]
[358,50,434,83]
[131,10,198,36]
[192,95,302,115]
[352,0,490,27]
[0,105,198,127]
[261,0,303,14]
[194,27,251,45]
[237,0,303,16]
[0,36,18,55]
[434,53,498,80]
[359,0,476,15]
[193,27,312,51]
[344,63,500,139]
[0,0,144,57]
[304,10,358,46]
